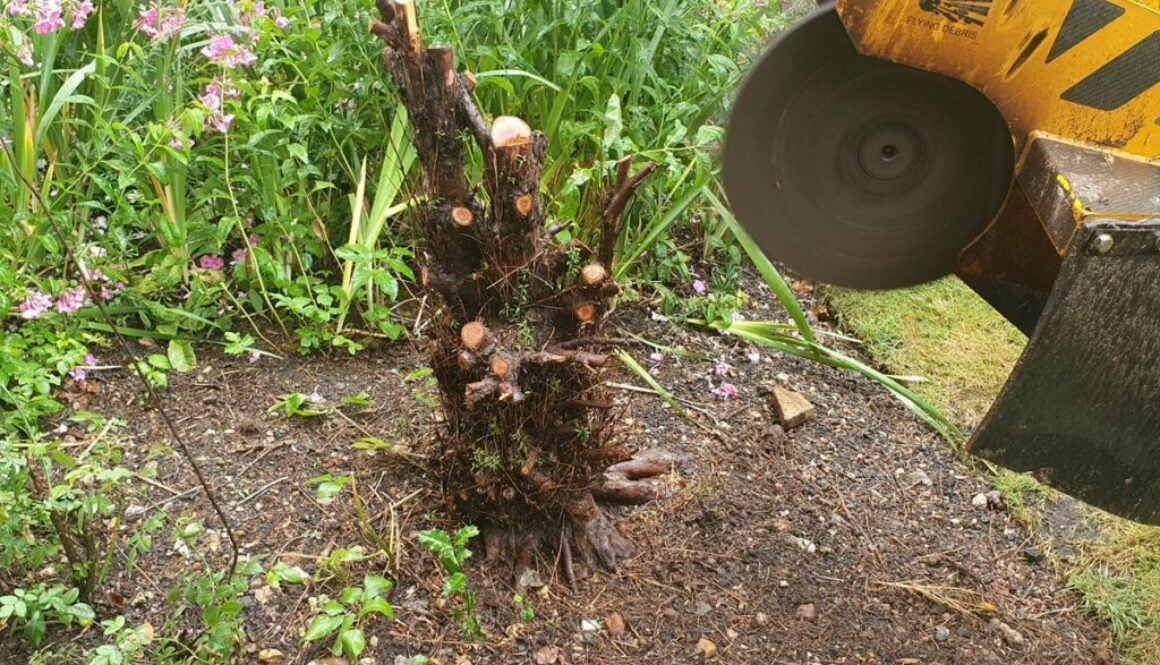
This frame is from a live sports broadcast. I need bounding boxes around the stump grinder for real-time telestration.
[724,0,1160,524]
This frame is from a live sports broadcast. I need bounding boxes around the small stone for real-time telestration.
[934,626,950,642]
[778,580,789,588]
[533,645,560,664]
[771,387,816,430]
[796,603,817,622]
[606,612,626,636]
[580,619,600,632]
[695,637,718,660]
[258,648,286,664]
[755,612,769,626]
[518,568,545,590]
[694,602,712,616]
[907,468,933,487]
[971,493,989,509]
[1022,546,1045,563]
[985,490,1003,508]
[991,619,1025,647]
[790,536,817,554]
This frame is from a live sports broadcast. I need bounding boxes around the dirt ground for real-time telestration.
[14,281,1117,665]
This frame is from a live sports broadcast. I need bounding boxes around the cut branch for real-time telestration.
[600,157,659,269]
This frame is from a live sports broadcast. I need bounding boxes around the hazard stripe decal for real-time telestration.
[1061,30,1160,110]
[1046,0,1126,63]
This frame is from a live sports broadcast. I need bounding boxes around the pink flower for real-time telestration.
[648,352,665,362]
[714,362,730,376]
[198,79,237,111]
[70,353,97,381]
[248,233,259,246]
[274,14,288,28]
[199,79,239,133]
[692,279,706,295]
[100,281,125,302]
[55,287,89,314]
[133,3,185,40]
[197,254,225,270]
[248,351,261,364]
[231,247,247,264]
[18,290,54,319]
[239,0,268,25]
[6,0,31,16]
[206,113,235,133]
[34,0,65,33]
[746,350,761,363]
[71,0,93,29]
[201,33,257,68]
[712,382,739,399]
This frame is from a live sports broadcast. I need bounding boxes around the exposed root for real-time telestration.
[569,493,634,572]
[596,450,681,505]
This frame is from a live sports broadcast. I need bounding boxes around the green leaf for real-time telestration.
[359,596,395,619]
[266,562,310,588]
[302,614,343,642]
[363,575,393,598]
[36,61,97,146]
[444,572,468,597]
[167,339,197,373]
[341,392,373,407]
[351,436,393,452]
[287,143,309,163]
[338,628,367,658]
[603,93,623,150]
[67,602,95,626]
[474,68,562,92]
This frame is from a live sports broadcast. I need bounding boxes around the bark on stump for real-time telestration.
[372,0,663,574]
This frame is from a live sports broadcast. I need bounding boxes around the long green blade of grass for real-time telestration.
[704,185,816,344]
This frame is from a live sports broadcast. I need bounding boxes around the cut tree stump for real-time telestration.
[371,0,663,575]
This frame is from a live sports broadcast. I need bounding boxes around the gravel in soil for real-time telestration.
[12,296,1114,665]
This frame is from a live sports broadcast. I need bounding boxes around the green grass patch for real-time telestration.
[827,278,1025,426]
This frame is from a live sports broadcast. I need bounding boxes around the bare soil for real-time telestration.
[13,281,1115,665]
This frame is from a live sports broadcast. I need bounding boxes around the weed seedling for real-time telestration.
[419,526,483,638]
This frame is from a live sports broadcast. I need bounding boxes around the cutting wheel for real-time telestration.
[724,7,1016,289]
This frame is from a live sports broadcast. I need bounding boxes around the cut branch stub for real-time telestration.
[460,321,490,352]
[451,206,475,227]
[491,116,533,149]
[573,302,598,324]
[599,156,659,269]
[581,263,608,286]
[489,353,514,378]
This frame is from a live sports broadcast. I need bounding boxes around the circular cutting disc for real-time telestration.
[724,7,1016,289]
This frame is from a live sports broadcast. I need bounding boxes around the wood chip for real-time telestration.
[695,637,718,660]
[606,611,626,636]
[771,387,816,430]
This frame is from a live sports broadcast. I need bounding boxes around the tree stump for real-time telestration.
[371,0,665,574]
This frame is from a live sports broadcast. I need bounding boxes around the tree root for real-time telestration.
[596,449,681,505]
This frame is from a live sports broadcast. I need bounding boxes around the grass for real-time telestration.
[827,277,1159,664]
[826,278,1025,426]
